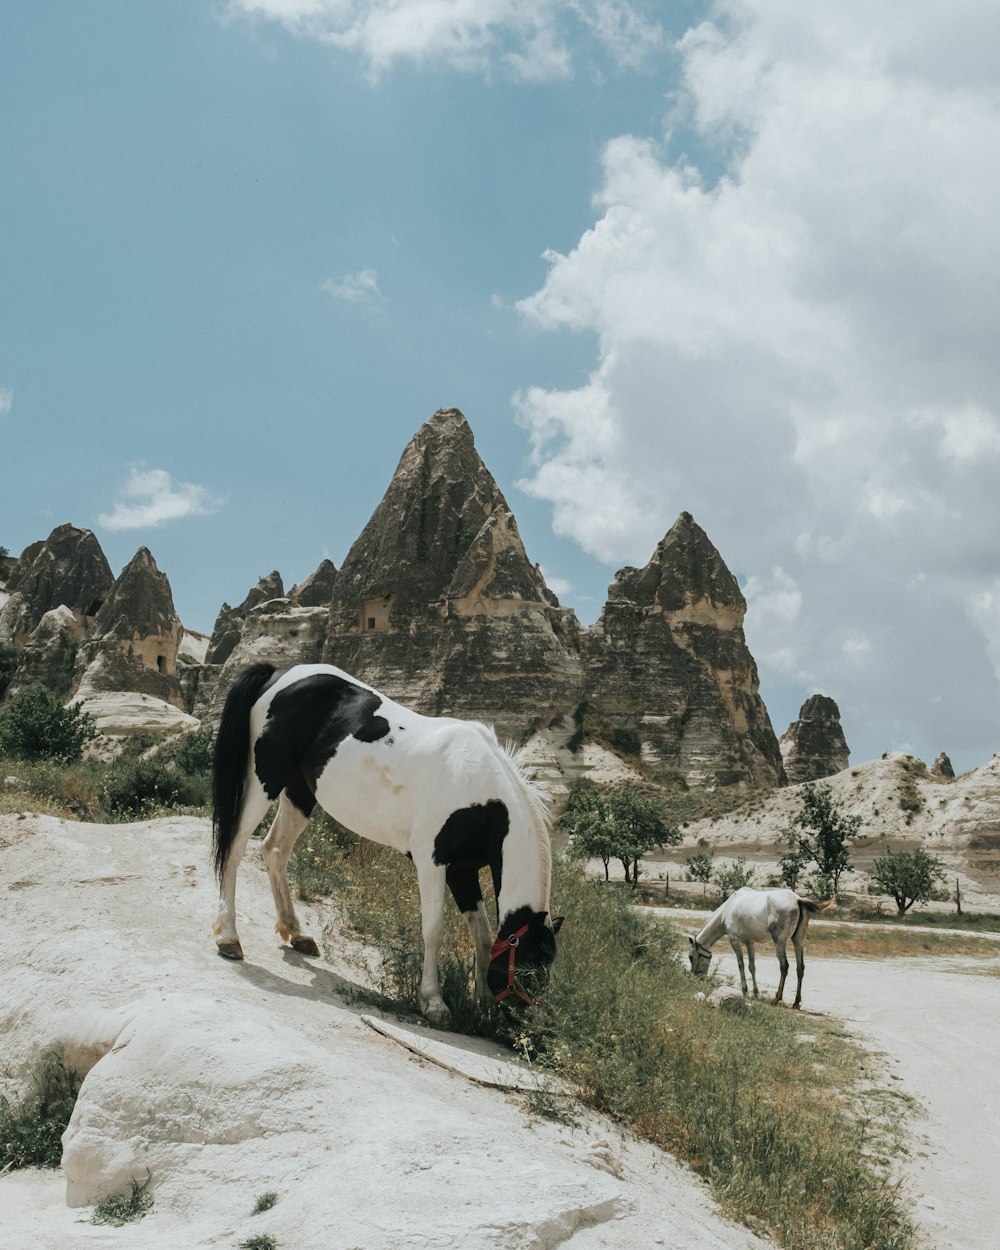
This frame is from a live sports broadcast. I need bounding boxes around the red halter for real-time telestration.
[489,923,538,1005]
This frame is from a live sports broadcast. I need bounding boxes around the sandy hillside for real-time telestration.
[649,752,1000,910]
[0,810,773,1250]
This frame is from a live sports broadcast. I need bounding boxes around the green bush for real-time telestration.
[101,757,184,820]
[91,1174,153,1226]
[711,855,757,899]
[0,1048,81,1169]
[175,729,213,776]
[0,685,97,762]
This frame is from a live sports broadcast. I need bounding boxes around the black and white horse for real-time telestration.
[688,887,831,1009]
[212,663,561,1025]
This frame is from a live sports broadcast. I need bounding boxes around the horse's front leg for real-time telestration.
[445,864,492,1001]
[728,936,749,995]
[414,856,451,1027]
[260,792,319,956]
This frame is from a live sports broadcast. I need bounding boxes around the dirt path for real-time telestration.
[704,945,1000,1250]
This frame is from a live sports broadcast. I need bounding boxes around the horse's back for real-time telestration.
[726,887,801,942]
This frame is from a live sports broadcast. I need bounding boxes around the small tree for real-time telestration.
[685,851,715,895]
[777,847,807,889]
[869,847,947,915]
[604,787,680,886]
[786,782,861,897]
[562,783,680,887]
[712,856,757,900]
[0,686,97,762]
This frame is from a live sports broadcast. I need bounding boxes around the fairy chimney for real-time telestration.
[584,513,785,789]
[779,694,850,783]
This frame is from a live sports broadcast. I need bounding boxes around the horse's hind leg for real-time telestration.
[746,942,760,997]
[792,937,806,1009]
[446,863,492,1000]
[214,777,271,960]
[261,791,318,956]
[728,936,749,995]
[772,939,790,1005]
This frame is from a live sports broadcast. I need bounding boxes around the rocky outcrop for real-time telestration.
[3,606,79,700]
[3,523,112,633]
[321,408,584,737]
[290,558,338,607]
[583,513,784,789]
[779,694,850,784]
[930,752,956,780]
[204,571,285,666]
[75,547,184,708]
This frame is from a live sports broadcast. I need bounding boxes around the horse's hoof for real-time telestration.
[291,935,320,956]
[421,1000,452,1029]
[217,940,244,961]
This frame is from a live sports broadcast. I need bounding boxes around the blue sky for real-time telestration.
[3,1,1000,774]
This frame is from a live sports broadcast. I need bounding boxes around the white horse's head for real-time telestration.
[688,935,712,976]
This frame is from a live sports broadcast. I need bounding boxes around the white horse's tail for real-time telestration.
[792,895,833,942]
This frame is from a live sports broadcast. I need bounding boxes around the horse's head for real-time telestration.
[488,909,563,1009]
[688,935,713,976]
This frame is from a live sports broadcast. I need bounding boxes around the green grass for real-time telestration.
[240,1236,278,1250]
[290,823,916,1250]
[91,1173,153,1226]
[252,1191,278,1215]
[0,1047,81,1170]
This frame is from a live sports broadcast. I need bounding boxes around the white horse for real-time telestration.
[688,887,831,1008]
[211,662,561,1027]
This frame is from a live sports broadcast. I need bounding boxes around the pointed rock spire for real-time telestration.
[779,694,850,783]
[585,513,784,788]
[323,408,582,731]
[4,523,113,629]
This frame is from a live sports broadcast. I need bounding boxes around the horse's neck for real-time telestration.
[497,804,550,922]
[695,903,729,949]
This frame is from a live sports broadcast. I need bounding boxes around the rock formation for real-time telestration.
[290,558,338,607]
[75,547,184,708]
[779,694,850,783]
[321,408,584,737]
[583,513,785,789]
[204,571,285,666]
[930,751,956,780]
[2,523,113,634]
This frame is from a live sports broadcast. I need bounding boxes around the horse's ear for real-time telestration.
[550,916,564,934]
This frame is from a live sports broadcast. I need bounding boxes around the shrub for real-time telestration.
[785,783,861,896]
[175,729,213,776]
[0,686,97,762]
[101,757,183,820]
[869,847,947,914]
[684,851,714,894]
[711,855,757,899]
[0,1048,81,1169]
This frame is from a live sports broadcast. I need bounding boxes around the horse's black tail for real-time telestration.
[212,664,276,881]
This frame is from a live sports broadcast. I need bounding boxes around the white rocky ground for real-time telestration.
[0,810,773,1250]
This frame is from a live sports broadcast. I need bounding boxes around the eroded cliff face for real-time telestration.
[1,523,112,642]
[779,694,850,783]
[322,408,584,737]
[584,513,785,789]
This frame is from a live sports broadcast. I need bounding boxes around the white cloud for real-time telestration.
[98,468,223,532]
[0,387,12,414]
[321,268,381,302]
[226,0,664,80]
[514,0,1000,765]
[538,564,573,597]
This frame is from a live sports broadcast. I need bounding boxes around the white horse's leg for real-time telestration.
[413,854,451,1027]
[214,778,271,959]
[772,939,790,1005]
[746,942,759,997]
[728,935,749,995]
[260,792,318,956]
[792,935,806,1009]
